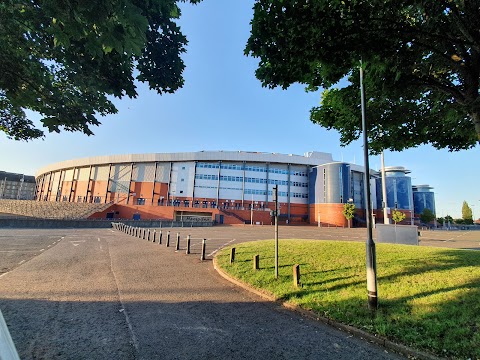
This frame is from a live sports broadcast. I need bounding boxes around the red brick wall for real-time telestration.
[309,203,348,227]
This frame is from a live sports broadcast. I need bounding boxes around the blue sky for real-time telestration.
[0,0,478,219]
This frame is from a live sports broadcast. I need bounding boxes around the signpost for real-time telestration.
[273,185,279,279]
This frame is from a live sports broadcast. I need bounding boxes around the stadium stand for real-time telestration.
[0,199,113,220]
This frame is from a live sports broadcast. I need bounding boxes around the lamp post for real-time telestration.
[360,60,378,311]
[380,151,389,224]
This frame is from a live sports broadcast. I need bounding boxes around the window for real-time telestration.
[137,198,146,205]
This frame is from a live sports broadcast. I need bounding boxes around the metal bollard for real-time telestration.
[200,238,206,261]
[186,235,191,254]
[158,230,162,245]
[152,230,156,243]
[253,254,260,270]
[175,232,180,250]
[230,247,236,264]
[147,229,151,241]
[166,231,170,247]
[293,264,301,288]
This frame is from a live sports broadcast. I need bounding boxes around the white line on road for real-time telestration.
[105,241,140,354]
[208,238,236,257]
[18,260,25,265]
[0,250,37,253]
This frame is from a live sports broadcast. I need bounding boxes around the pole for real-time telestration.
[360,60,378,311]
[380,151,389,224]
[251,193,254,226]
[274,185,279,279]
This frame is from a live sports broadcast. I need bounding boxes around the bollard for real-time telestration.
[135,228,138,237]
[158,230,162,245]
[230,247,236,265]
[186,235,191,254]
[293,264,301,288]
[152,230,156,243]
[166,231,170,247]
[175,232,180,251]
[147,229,151,241]
[253,254,259,270]
[200,238,206,261]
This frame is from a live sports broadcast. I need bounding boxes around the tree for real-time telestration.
[420,208,435,225]
[0,0,200,140]
[462,201,473,224]
[342,202,355,228]
[445,215,453,226]
[391,210,406,225]
[245,1,480,153]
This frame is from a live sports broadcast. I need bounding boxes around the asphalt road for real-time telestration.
[0,226,410,360]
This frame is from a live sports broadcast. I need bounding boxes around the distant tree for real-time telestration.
[0,0,201,141]
[392,210,406,225]
[454,218,466,225]
[436,217,445,226]
[420,209,436,225]
[462,201,474,224]
[245,1,480,152]
[342,202,355,228]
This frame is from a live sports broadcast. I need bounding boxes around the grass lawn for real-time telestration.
[216,240,480,359]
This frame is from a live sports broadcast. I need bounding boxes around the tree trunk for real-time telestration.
[472,112,480,142]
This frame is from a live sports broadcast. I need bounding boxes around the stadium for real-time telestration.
[31,150,435,226]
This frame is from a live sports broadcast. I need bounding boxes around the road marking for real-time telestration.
[40,249,45,251]
[0,250,37,253]
[70,240,86,247]
[18,260,25,265]
[98,238,101,242]
[208,238,236,257]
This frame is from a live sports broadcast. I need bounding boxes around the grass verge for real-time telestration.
[216,240,480,359]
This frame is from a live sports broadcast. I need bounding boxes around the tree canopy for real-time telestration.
[461,200,473,224]
[420,208,435,224]
[342,202,355,227]
[245,0,480,153]
[392,210,406,224]
[0,0,200,141]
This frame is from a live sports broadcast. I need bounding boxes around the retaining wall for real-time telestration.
[0,219,213,229]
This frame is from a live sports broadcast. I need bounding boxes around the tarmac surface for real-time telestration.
[1,225,478,359]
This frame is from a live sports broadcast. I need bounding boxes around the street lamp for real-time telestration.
[360,60,378,311]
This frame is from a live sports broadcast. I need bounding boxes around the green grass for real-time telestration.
[216,240,480,359]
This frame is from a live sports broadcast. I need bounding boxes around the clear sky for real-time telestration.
[0,0,478,219]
